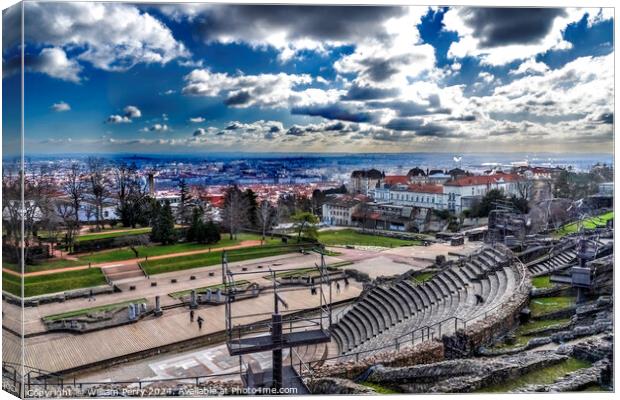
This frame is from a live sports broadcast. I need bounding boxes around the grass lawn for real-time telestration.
[8,234,271,273]
[476,358,591,392]
[412,271,436,283]
[530,296,575,317]
[532,275,554,289]
[42,298,146,322]
[360,382,400,394]
[517,317,571,335]
[168,280,250,299]
[318,229,421,247]
[3,268,108,298]
[142,243,311,275]
[554,211,614,237]
[76,227,152,242]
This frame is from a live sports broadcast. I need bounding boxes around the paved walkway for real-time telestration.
[2,240,263,277]
[7,281,362,374]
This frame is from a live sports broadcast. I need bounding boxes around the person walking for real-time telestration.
[197,316,204,330]
[190,309,195,322]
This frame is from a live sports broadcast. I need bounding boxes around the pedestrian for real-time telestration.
[190,309,195,322]
[197,316,204,329]
[88,289,94,302]
[344,277,349,287]
[336,282,341,294]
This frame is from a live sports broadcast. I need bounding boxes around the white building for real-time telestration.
[373,184,447,210]
[444,174,522,213]
[321,196,361,226]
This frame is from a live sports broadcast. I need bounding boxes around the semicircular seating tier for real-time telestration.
[326,246,526,360]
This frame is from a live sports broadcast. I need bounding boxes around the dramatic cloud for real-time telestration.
[14,2,190,79]
[443,7,599,65]
[162,5,405,61]
[3,47,83,82]
[182,69,340,109]
[51,101,71,112]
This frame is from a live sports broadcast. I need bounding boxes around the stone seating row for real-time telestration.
[330,247,517,356]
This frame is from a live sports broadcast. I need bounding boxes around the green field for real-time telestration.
[169,280,250,299]
[318,229,421,247]
[532,275,554,289]
[554,211,614,237]
[7,233,271,274]
[42,298,147,322]
[3,268,107,298]
[477,357,591,392]
[142,243,311,275]
[412,271,436,283]
[360,382,400,394]
[530,296,575,317]
[76,227,152,242]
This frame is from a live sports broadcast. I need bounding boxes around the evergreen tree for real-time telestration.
[177,178,192,224]
[244,188,259,229]
[205,221,221,244]
[151,200,176,244]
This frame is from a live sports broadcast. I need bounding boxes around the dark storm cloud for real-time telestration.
[448,115,477,122]
[291,104,374,123]
[457,8,567,47]
[341,84,400,101]
[385,118,453,137]
[193,5,403,45]
[286,126,306,136]
[224,91,252,106]
[595,112,613,124]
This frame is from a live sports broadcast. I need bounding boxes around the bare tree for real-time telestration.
[221,186,248,240]
[516,179,534,201]
[114,161,150,227]
[256,200,275,244]
[87,157,109,231]
[55,199,80,253]
[64,163,86,227]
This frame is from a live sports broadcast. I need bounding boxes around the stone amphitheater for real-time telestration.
[303,229,614,394]
[3,227,613,396]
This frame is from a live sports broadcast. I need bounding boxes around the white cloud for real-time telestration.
[509,58,550,76]
[189,117,206,123]
[107,105,142,123]
[182,69,339,109]
[26,47,83,82]
[141,123,170,132]
[21,2,190,76]
[51,101,71,112]
[123,105,142,119]
[107,115,132,124]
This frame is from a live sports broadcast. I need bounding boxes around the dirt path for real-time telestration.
[3,240,263,277]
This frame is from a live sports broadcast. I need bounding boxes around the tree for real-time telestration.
[243,188,259,229]
[87,157,110,231]
[257,200,275,243]
[55,200,79,253]
[515,179,534,201]
[115,162,150,228]
[221,186,249,240]
[470,189,506,218]
[205,221,221,244]
[553,170,571,199]
[177,178,192,225]
[291,211,319,243]
[151,201,176,244]
[64,163,86,228]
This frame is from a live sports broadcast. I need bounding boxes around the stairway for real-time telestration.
[102,263,145,283]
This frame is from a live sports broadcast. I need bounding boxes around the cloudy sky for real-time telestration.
[1,2,614,154]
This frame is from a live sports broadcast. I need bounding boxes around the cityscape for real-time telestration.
[1,2,615,398]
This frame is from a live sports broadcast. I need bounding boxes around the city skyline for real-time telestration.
[2,3,615,155]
